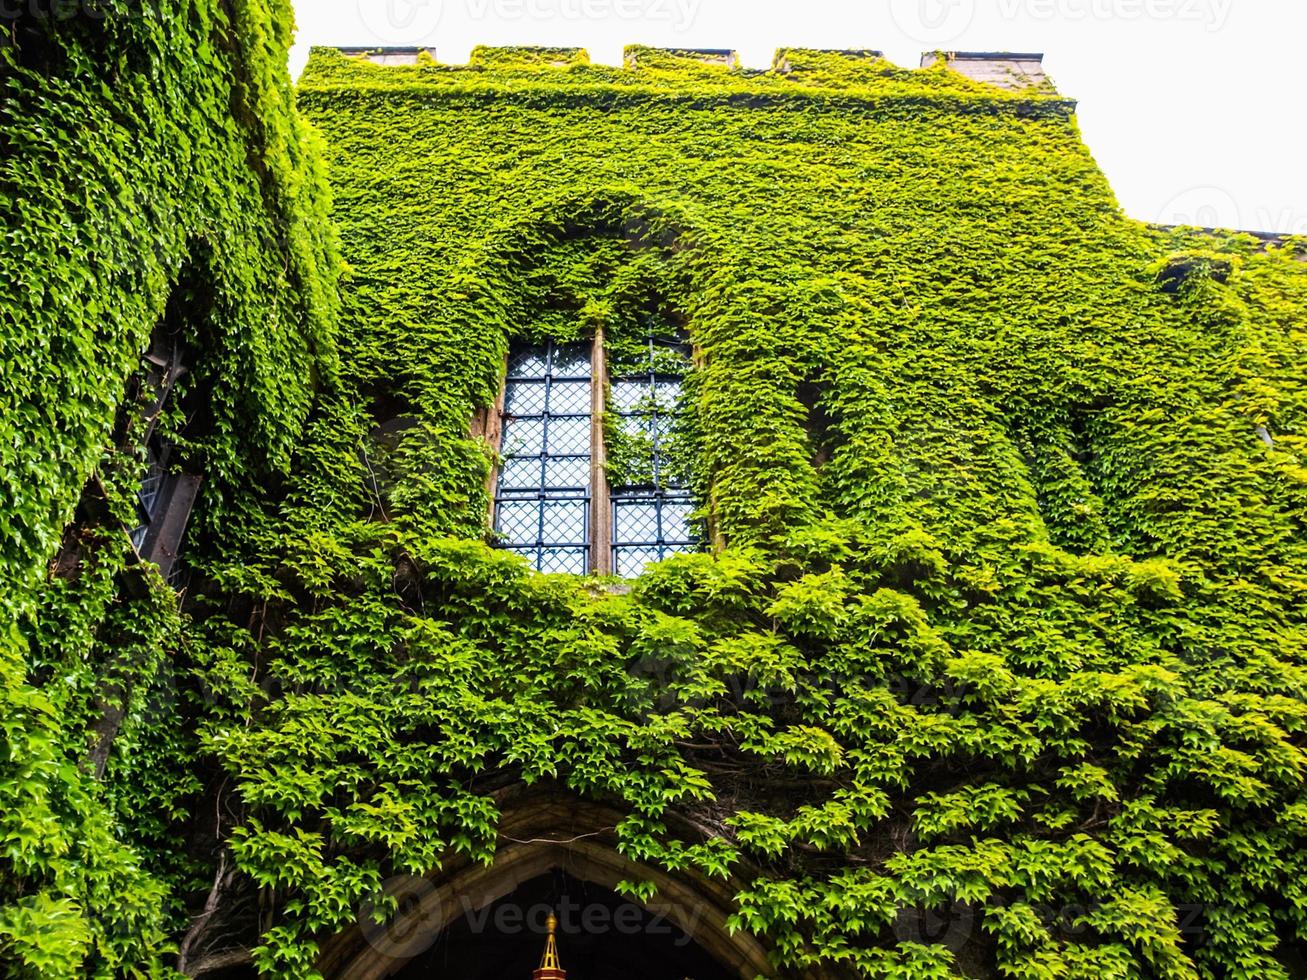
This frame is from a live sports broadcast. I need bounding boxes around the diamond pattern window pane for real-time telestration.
[611,380,646,412]
[617,413,654,441]
[501,418,544,457]
[548,380,591,415]
[655,413,680,442]
[542,500,586,543]
[499,457,542,490]
[495,500,540,546]
[508,346,548,378]
[660,498,693,542]
[505,380,547,416]
[137,462,164,516]
[544,456,590,490]
[551,343,591,377]
[614,499,660,543]
[546,416,591,455]
[614,546,662,578]
[540,547,588,574]
[653,379,682,410]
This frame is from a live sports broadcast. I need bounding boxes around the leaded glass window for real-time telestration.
[129,443,167,550]
[608,334,699,577]
[121,321,204,584]
[492,330,701,576]
[494,339,593,574]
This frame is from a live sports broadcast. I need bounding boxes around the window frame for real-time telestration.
[488,337,597,575]
[127,329,203,583]
[605,331,699,578]
[480,328,701,576]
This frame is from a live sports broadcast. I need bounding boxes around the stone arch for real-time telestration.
[435,186,724,555]
[439,184,713,360]
[446,186,831,545]
[315,795,820,980]
[474,185,710,262]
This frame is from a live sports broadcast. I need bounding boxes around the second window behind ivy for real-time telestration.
[607,334,697,577]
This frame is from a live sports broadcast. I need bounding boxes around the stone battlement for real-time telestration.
[322,45,1054,93]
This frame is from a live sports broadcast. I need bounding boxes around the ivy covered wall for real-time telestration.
[250,46,1301,978]
[4,31,1307,980]
[0,2,339,974]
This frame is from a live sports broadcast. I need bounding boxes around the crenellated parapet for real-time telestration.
[312,44,1061,98]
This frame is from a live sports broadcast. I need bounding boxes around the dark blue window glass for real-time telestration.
[495,340,592,573]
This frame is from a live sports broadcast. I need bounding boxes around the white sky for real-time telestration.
[289,0,1307,234]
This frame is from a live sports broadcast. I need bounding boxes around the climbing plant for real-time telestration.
[1,1,339,974]
[188,46,1305,978]
[5,31,1307,980]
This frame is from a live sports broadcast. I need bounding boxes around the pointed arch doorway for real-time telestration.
[389,869,734,980]
[316,798,781,979]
